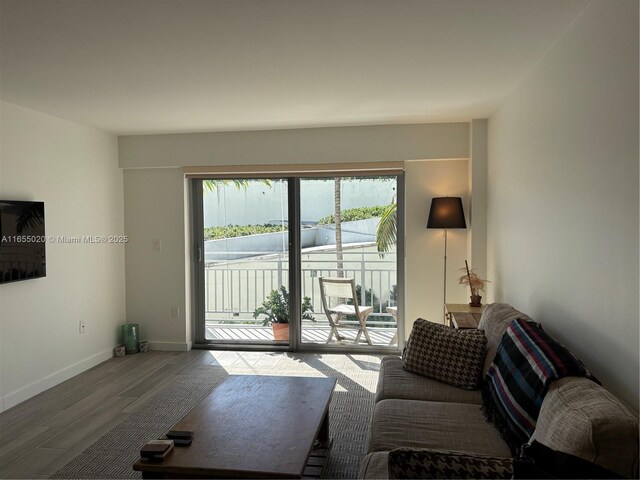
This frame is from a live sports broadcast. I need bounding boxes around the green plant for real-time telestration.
[253,286,314,325]
[347,284,385,312]
[317,205,389,225]
[204,224,286,241]
[389,284,398,305]
[376,202,397,254]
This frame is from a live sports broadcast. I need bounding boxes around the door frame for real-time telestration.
[190,174,405,354]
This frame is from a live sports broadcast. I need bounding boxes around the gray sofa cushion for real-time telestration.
[367,399,511,458]
[477,303,532,375]
[375,356,482,404]
[359,452,390,479]
[532,377,639,478]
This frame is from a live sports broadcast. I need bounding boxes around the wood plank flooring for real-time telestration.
[0,350,382,479]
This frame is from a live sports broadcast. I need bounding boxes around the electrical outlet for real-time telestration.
[153,239,162,252]
[171,306,179,319]
[79,319,86,334]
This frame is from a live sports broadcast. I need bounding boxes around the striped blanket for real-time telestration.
[481,318,598,454]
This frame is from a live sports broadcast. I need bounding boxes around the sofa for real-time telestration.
[360,303,639,479]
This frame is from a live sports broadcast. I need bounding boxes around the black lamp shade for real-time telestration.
[427,197,466,229]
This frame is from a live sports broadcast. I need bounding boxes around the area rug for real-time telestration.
[51,360,378,479]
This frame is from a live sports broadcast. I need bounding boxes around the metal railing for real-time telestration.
[204,246,397,327]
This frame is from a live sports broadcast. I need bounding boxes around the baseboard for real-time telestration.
[0,348,114,413]
[149,341,192,352]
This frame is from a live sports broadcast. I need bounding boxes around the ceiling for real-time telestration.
[1,0,588,135]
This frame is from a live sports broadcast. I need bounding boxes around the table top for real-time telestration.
[445,303,486,315]
[450,312,480,329]
[133,375,336,478]
[445,304,486,329]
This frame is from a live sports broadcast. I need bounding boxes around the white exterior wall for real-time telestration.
[204,178,396,227]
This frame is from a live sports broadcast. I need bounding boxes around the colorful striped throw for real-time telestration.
[481,318,599,454]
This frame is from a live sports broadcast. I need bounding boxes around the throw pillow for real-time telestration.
[388,448,513,480]
[402,319,487,390]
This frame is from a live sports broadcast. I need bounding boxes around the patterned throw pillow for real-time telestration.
[402,319,487,390]
[388,448,513,480]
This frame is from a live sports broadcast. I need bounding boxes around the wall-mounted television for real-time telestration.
[0,200,46,284]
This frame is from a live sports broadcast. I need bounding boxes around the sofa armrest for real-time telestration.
[388,447,513,479]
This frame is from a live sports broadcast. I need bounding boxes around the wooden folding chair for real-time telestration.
[318,277,373,345]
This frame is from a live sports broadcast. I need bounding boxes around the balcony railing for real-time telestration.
[204,245,397,329]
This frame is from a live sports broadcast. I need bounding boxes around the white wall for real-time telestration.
[0,102,125,411]
[123,168,189,351]
[118,123,469,168]
[468,119,488,280]
[487,1,639,410]
[119,122,472,346]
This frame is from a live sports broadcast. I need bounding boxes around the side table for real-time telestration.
[445,303,486,329]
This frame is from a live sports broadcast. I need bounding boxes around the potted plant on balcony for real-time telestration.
[253,286,314,341]
[458,260,490,307]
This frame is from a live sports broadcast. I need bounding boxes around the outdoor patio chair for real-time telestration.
[318,277,373,345]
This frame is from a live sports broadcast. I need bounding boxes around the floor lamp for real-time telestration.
[427,197,467,322]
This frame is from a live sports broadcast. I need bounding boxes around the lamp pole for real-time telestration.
[443,229,448,322]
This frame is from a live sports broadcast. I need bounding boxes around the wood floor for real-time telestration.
[0,350,383,479]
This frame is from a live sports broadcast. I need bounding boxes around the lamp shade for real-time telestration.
[427,197,466,229]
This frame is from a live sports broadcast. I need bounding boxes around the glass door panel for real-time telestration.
[299,176,399,347]
[201,178,290,345]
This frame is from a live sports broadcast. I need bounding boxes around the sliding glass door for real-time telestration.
[299,176,399,347]
[194,178,291,346]
[192,173,403,351]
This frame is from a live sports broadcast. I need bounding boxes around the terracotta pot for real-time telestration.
[469,295,482,307]
[272,323,289,341]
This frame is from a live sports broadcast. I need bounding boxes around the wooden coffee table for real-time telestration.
[133,375,337,479]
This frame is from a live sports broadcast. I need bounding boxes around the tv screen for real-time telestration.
[0,200,46,284]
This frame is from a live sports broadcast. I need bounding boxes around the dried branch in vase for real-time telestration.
[458,260,490,296]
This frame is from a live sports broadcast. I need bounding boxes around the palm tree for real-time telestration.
[334,178,344,277]
[376,201,397,255]
[202,179,271,193]
[331,177,397,266]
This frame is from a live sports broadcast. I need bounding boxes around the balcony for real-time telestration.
[204,244,397,346]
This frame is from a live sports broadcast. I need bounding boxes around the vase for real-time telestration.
[469,295,482,307]
[121,323,139,353]
[272,323,289,341]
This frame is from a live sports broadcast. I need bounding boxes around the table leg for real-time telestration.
[142,471,165,479]
[308,413,333,479]
[318,410,329,442]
